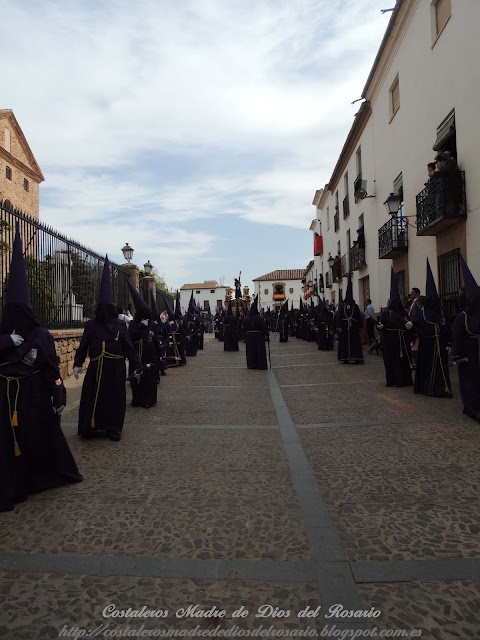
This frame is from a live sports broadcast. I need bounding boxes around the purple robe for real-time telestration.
[413,307,452,397]
[335,304,364,362]
[244,315,269,369]
[379,309,413,386]
[0,328,82,511]
[317,309,334,351]
[128,320,160,408]
[75,318,141,434]
[451,311,480,419]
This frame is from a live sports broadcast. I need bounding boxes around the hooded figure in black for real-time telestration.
[244,297,269,369]
[74,258,141,440]
[278,300,289,342]
[295,299,304,339]
[317,298,334,351]
[0,224,82,510]
[377,268,413,386]
[451,256,480,419]
[335,274,364,363]
[223,300,239,351]
[161,293,183,367]
[151,291,168,378]
[216,304,225,342]
[289,301,296,337]
[126,280,161,408]
[412,259,452,398]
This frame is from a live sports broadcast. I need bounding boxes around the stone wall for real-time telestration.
[50,329,84,380]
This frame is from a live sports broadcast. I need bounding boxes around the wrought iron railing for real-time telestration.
[416,172,466,235]
[350,243,367,270]
[0,200,131,329]
[343,195,350,219]
[341,253,350,278]
[378,216,408,259]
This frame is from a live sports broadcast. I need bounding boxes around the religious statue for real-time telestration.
[234,272,242,299]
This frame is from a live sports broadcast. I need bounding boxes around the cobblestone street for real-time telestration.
[1,334,480,639]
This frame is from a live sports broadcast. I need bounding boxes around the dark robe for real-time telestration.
[379,309,413,386]
[185,319,199,357]
[279,315,289,342]
[153,320,169,377]
[244,315,269,369]
[128,320,160,408]
[75,318,141,433]
[317,309,334,351]
[0,328,82,511]
[224,316,239,351]
[451,309,480,419]
[289,312,296,337]
[413,306,452,397]
[197,320,205,350]
[335,304,364,363]
[295,313,303,339]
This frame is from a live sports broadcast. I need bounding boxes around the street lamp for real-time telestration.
[327,254,335,269]
[143,260,153,275]
[384,193,401,215]
[121,243,134,263]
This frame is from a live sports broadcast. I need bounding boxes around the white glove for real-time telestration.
[377,323,384,330]
[141,319,149,326]
[73,366,85,380]
[405,321,413,330]
[10,331,24,347]
[55,405,65,415]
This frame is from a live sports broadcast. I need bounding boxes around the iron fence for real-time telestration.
[378,216,408,259]
[0,200,131,329]
[416,172,466,235]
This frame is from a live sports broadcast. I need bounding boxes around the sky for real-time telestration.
[2,0,391,293]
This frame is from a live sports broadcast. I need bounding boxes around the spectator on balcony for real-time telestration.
[426,162,437,182]
[355,227,365,249]
[435,152,463,214]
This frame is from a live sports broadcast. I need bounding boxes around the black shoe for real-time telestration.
[108,431,121,441]
[161,371,167,376]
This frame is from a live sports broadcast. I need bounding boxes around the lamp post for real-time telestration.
[327,254,335,269]
[121,243,134,263]
[143,260,153,276]
[383,193,401,216]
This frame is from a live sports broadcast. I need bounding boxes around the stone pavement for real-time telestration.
[1,334,480,639]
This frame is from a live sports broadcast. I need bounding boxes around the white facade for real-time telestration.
[253,270,305,311]
[179,282,227,313]
[311,0,480,318]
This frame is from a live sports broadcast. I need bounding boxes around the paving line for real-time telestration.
[266,369,367,629]
[296,415,470,428]
[279,379,384,388]
[61,422,278,430]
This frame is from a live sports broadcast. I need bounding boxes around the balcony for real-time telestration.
[341,253,350,278]
[334,208,340,232]
[350,243,367,270]
[325,272,332,288]
[343,195,350,219]
[378,217,408,259]
[416,172,466,236]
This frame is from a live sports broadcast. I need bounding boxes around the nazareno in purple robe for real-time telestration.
[128,319,160,408]
[379,308,413,386]
[75,317,141,434]
[451,308,480,419]
[244,315,269,369]
[0,327,82,511]
[335,303,364,362]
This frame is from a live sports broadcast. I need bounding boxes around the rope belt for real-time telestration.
[89,341,124,428]
[247,330,263,333]
[0,369,40,456]
[385,328,413,368]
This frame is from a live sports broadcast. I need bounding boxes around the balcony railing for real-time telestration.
[350,243,367,270]
[341,253,350,278]
[343,195,350,219]
[378,217,408,259]
[416,172,466,236]
[334,209,340,231]
[325,272,332,288]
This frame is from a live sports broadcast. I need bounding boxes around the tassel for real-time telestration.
[91,418,95,428]
[11,411,18,427]
[14,440,21,457]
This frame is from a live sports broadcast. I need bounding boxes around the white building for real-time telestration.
[310,0,479,319]
[253,269,306,311]
[179,281,228,313]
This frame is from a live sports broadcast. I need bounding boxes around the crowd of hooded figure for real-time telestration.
[0,227,208,511]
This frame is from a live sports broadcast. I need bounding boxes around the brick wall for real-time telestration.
[50,329,85,380]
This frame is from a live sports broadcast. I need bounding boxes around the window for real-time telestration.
[356,147,362,178]
[203,300,209,310]
[390,75,400,119]
[264,289,269,295]
[433,0,451,39]
[337,241,341,256]
[289,288,294,294]
[196,290,200,294]
[344,172,349,197]
[5,128,11,153]
[24,179,29,192]
[216,300,222,308]
[210,289,215,293]
[393,173,404,217]
[5,166,12,180]
[335,191,339,211]
[327,206,330,230]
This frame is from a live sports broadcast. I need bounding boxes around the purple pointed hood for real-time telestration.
[126,278,150,315]
[161,292,175,320]
[388,268,406,315]
[97,256,114,306]
[175,290,182,318]
[150,290,160,320]
[249,295,259,315]
[4,222,31,308]
[460,254,480,306]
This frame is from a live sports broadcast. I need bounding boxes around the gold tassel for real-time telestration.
[11,411,18,427]
[14,440,21,457]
